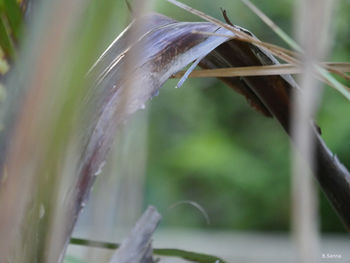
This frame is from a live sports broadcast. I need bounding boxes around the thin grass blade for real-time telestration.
[239,0,350,100]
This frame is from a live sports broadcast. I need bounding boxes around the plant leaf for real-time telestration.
[3,0,22,41]
[70,238,227,263]
[85,12,350,232]
[0,16,14,58]
[14,11,347,262]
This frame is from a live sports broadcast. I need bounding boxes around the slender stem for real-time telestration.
[70,238,227,263]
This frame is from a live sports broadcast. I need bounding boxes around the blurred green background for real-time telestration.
[141,0,350,233]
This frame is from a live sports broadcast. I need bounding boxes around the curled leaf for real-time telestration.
[54,12,350,260]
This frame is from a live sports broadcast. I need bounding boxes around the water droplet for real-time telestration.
[39,204,45,219]
[94,161,106,176]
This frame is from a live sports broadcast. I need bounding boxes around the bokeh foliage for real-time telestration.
[145,0,350,232]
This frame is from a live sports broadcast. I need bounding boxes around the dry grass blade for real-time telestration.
[166,0,299,65]
[327,68,350,82]
[324,62,350,72]
[171,63,350,79]
[193,28,350,90]
[167,0,350,99]
[239,0,350,100]
[240,0,301,52]
[191,30,299,60]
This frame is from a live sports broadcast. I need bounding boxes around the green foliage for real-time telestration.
[0,18,14,58]
[145,0,350,232]
[146,79,291,230]
[3,0,22,41]
[0,0,22,59]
